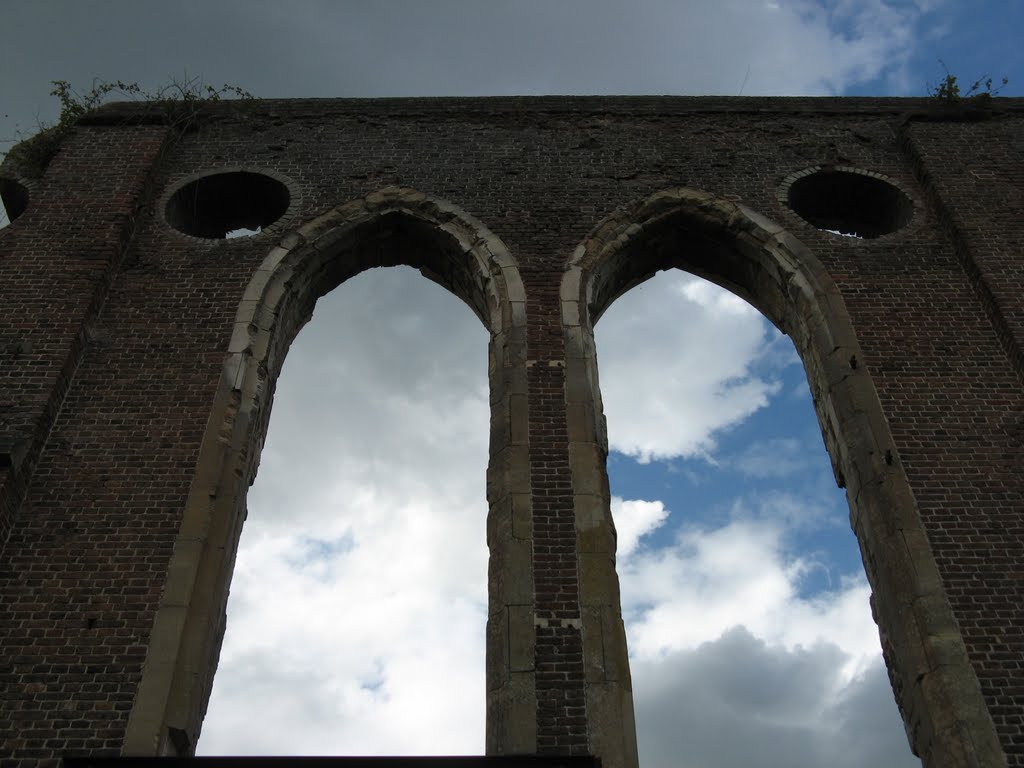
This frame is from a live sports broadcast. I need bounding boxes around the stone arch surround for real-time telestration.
[121,187,529,756]
[1,96,1023,768]
[560,188,1005,768]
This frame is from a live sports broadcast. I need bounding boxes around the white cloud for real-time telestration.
[600,271,913,766]
[199,267,490,755]
[599,276,878,665]
[595,270,782,463]
[611,497,670,557]
[201,520,487,755]
[741,488,843,532]
[241,267,490,533]
[732,437,808,478]
[631,629,915,768]
[615,496,914,767]
[619,509,880,674]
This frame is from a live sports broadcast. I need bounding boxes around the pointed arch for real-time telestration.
[560,188,1004,768]
[123,187,531,755]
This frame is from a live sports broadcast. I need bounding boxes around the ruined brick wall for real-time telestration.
[0,97,1021,768]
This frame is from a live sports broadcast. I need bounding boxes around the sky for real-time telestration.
[2,1,1022,765]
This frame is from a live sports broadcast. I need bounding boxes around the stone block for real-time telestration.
[508,605,535,672]
[569,442,610,497]
[579,551,619,607]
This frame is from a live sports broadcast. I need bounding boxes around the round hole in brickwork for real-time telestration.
[165,171,290,239]
[0,177,29,226]
[785,168,912,239]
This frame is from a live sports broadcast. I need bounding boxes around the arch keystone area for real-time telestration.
[560,188,1006,768]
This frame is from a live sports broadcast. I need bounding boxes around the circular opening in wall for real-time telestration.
[165,171,290,239]
[786,168,913,239]
[0,177,29,226]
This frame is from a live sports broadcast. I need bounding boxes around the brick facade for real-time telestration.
[1,96,1022,768]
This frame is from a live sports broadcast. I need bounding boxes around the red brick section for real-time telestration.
[525,270,588,755]
[0,126,168,547]
[900,114,1024,380]
[897,113,1024,759]
[0,124,169,764]
[0,97,1023,765]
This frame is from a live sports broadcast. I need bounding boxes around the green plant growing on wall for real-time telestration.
[3,77,253,179]
[930,59,1008,104]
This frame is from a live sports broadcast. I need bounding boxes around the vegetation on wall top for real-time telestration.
[3,77,253,179]
[929,60,1008,104]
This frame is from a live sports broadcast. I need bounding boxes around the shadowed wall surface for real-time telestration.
[1,96,1022,768]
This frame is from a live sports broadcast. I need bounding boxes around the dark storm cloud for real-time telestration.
[2,0,694,127]
[2,0,938,156]
[632,627,917,768]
